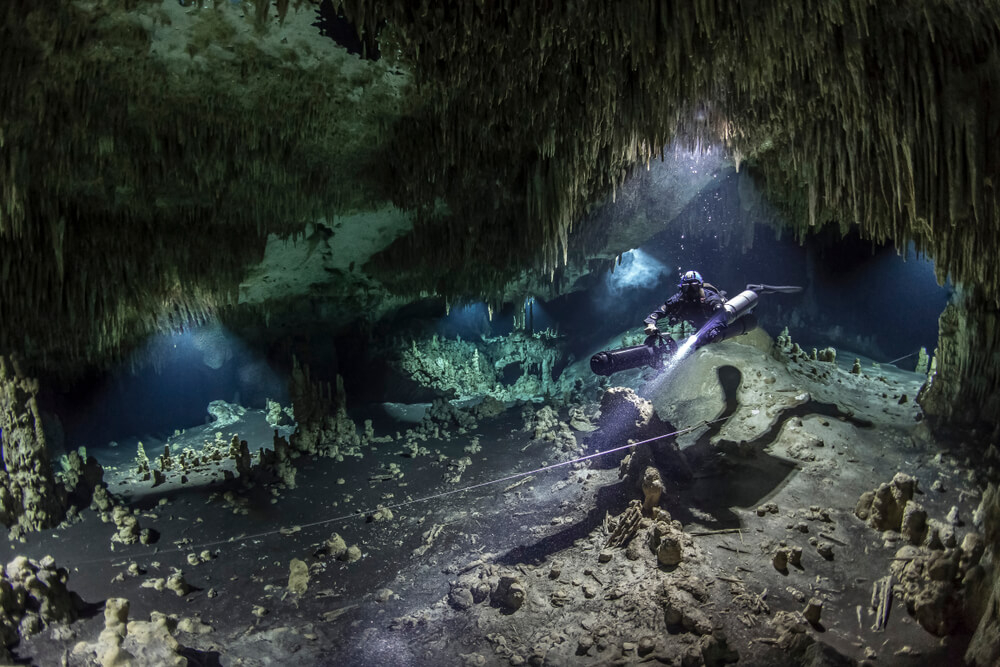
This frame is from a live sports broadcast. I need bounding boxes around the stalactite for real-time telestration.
[0,0,399,377]
[4,0,1000,422]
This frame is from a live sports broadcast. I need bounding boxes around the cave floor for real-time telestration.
[3,342,986,666]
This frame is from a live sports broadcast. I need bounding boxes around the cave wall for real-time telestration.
[338,1,1000,426]
[344,1,1000,298]
[0,0,407,374]
[2,0,1000,427]
[919,287,1000,427]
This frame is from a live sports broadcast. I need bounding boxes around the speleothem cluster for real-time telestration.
[2,4,1000,417]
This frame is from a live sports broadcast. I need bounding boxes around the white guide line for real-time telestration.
[74,417,726,568]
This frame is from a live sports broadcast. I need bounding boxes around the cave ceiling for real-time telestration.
[1,0,999,381]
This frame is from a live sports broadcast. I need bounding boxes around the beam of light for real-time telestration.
[668,140,726,175]
[606,249,670,295]
[642,334,699,395]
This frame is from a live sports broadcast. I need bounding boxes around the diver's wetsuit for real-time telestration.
[644,284,725,330]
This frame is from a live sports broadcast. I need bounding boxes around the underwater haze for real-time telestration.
[15,160,962,667]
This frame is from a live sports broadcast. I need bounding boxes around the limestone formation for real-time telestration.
[772,549,789,573]
[529,405,579,455]
[266,398,294,428]
[599,387,659,435]
[891,545,966,636]
[57,447,104,508]
[966,483,1000,665]
[396,330,561,402]
[0,555,81,656]
[915,347,930,375]
[901,502,929,545]
[603,386,693,487]
[661,579,712,635]
[641,466,665,514]
[656,535,683,567]
[325,533,348,559]
[803,598,823,625]
[287,558,309,595]
[855,473,918,532]
[448,584,475,611]
[649,518,693,569]
[287,359,361,461]
[107,611,189,666]
[165,573,190,597]
[493,575,526,611]
[919,288,1000,426]
[207,400,247,428]
[111,505,143,546]
[788,546,803,567]
[0,358,66,535]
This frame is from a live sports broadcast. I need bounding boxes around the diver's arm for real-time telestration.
[644,296,681,327]
[644,305,667,327]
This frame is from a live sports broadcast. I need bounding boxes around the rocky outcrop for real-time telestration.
[0,358,65,536]
[71,599,197,667]
[966,484,1000,665]
[395,330,562,402]
[919,287,1000,427]
[0,555,81,657]
[601,386,693,487]
[854,472,918,532]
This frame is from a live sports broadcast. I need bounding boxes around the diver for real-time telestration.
[591,272,801,376]
[643,270,731,343]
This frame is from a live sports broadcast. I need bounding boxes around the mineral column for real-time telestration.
[0,358,65,535]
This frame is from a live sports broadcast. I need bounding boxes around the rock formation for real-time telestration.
[0,555,81,660]
[0,358,65,536]
[600,386,693,485]
[966,484,1000,665]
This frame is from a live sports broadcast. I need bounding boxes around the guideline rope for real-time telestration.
[72,417,726,567]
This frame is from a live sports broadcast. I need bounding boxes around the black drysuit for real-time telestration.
[644,286,725,330]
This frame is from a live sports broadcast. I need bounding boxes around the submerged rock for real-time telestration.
[287,559,309,595]
[493,575,526,611]
[856,473,917,531]
[207,400,247,428]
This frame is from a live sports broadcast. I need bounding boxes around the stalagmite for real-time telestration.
[0,358,65,535]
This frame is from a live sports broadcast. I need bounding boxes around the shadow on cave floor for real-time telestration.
[666,364,876,528]
[494,480,632,566]
[542,364,879,540]
[179,648,224,667]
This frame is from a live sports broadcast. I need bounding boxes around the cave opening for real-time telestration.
[313,0,381,60]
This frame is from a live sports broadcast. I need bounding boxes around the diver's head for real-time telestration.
[679,270,704,301]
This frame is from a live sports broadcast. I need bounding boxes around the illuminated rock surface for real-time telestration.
[3,1,1000,665]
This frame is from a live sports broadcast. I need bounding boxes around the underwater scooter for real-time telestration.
[589,284,802,376]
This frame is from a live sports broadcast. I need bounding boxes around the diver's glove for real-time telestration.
[644,323,659,336]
